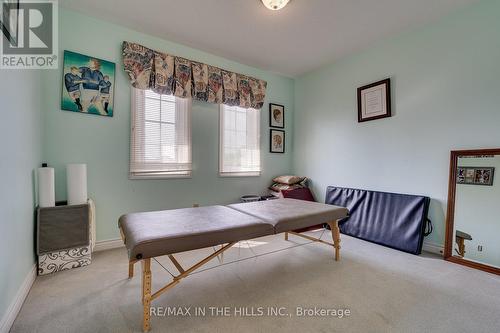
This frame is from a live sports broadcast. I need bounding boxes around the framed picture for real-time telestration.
[357,78,391,122]
[269,103,285,128]
[61,50,116,117]
[270,129,285,153]
[457,167,494,186]
[1,0,20,46]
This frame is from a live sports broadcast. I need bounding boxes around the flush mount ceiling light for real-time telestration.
[261,0,291,11]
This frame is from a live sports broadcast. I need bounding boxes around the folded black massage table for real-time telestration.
[118,198,348,332]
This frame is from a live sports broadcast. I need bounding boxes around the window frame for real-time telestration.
[130,88,192,180]
[219,104,261,177]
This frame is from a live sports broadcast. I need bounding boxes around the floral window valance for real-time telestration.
[122,41,267,109]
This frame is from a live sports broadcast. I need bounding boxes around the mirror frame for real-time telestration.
[444,148,500,275]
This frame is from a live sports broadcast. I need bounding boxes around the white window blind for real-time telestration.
[130,88,192,178]
[219,105,261,177]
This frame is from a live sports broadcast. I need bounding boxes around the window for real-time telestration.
[130,88,192,178]
[219,105,261,176]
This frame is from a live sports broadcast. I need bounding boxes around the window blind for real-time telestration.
[130,88,192,178]
[219,105,261,176]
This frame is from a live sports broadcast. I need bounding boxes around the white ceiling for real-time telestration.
[61,0,477,77]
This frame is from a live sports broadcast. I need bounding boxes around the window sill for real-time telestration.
[129,173,192,180]
[219,172,261,178]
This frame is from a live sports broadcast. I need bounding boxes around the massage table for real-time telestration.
[118,198,348,331]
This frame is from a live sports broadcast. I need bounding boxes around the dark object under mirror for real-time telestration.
[445,148,500,275]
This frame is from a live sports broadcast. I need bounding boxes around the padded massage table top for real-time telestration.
[228,199,348,233]
[119,198,348,260]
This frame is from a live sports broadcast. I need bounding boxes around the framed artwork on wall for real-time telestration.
[270,129,285,153]
[61,50,116,117]
[269,103,285,128]
[1,0,20,46]
[357,78,391,122]
[457,167,494,186]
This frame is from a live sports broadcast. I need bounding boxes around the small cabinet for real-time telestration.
[37,202,91,275]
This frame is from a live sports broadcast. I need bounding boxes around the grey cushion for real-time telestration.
[119,206,274,259]
[228,198,349,233]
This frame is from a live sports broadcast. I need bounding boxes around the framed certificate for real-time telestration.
[357,78,391,122]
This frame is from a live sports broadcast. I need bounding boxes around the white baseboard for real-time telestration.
[94,238,124,252]
[422,241,444,255]
[0,264,37,333]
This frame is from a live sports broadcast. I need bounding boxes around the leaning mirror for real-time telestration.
[445,149,500,275]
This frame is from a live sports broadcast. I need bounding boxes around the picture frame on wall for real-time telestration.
[457,167,494,186]
[1,0,20,46]
[357,78,391,122]
[269,103,285,128]
[61,50,116,117]
[270,129,285,153]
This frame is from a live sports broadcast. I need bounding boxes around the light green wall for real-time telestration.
[0,68,42,320]
[293,0,500,246]
[43,8,294,242]
[455,156,500,268]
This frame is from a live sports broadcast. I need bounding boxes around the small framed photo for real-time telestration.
[457,167,494,186]
[357,78,391,122]
[270,129,285,153]
[269,103,285,128]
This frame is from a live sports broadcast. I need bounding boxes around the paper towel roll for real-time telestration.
[67,164,87,205]
[38,167,55,207]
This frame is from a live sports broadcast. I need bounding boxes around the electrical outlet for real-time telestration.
[478,245,483,252]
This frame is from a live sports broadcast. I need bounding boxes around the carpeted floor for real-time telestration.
[11,231,500,333]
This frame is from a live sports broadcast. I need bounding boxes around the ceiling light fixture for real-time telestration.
[261,0,291,11]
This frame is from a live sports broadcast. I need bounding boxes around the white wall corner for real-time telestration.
[93,238,124,252]
[422,241,444,256]
[0,264,37,333]
[0,238,124,332]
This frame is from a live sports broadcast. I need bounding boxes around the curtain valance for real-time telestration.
[122,41,267,109]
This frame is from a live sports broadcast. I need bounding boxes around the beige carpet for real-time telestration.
[11,231,500,333]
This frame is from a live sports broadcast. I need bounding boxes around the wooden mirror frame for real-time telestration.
[444,148,500,275]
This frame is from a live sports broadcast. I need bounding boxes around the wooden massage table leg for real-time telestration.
[119,227,138,279]
[168,255,185,274]
[141,259,152,332]
[138,243,236,332]
[455,237,466,257]
[327,220,341,261]
[129,259,137,278]
[287,219,342,261]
